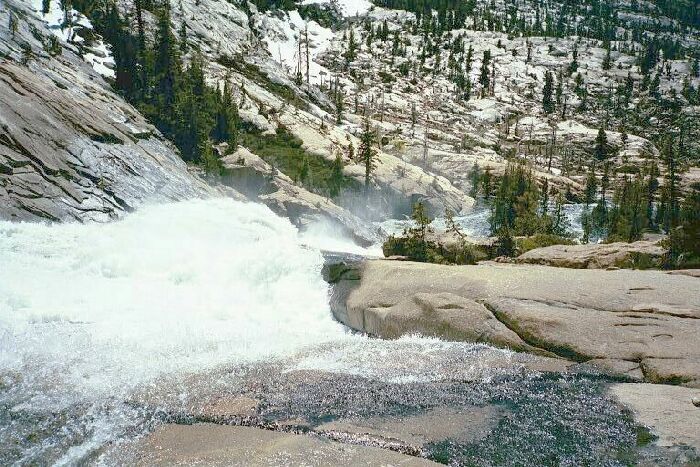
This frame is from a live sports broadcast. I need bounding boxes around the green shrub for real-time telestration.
[237,126,360,197]
[382,235,487,265]
[382,204,488,265]
[516,234,576,254]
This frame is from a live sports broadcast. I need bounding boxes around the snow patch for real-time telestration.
[30,0,115,78]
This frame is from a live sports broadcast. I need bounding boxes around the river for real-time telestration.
[0,199,658,465]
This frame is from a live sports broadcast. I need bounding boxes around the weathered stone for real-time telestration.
[316,406,502,449]
[667,269,700,279]
[330,260,700,386]
[113,423,440,466]
[0,0,218,222]
[195,396,259,420]
[584,358,644,381]
[359,292,545,355]
[516,241,666,269]
[611,384,700,451]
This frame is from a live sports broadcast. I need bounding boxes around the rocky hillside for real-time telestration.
[0,0,216,222]
[1,0,698,244]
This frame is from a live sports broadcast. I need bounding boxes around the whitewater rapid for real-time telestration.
[0,199,352,402]
[0,199,359,462]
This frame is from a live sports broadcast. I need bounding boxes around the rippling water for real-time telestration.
[0,199,656,465]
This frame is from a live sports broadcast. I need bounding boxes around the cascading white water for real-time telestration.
[0,199,350,402]
[0,198,358,463]
[1,198,636,467]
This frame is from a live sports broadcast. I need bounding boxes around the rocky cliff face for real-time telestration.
[0,0,215,222]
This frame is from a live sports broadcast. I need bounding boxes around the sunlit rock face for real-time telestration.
[0,0,215,223]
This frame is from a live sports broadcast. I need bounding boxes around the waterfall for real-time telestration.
[0,198,349,463]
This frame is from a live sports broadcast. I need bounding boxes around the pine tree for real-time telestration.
[134,0,148,98]
[213,78,239,151]
[481,167,493,199]
[602,41,612,70]
[555,72,563,107]
[584,163,598,205]
[479,50,491,98]
[411,201,431,245]
[608,175,647,243]
[329,153,344,197]
[153,2,181,116]
[200,138,221,176]
[179,21,188,53]
[334,78,344,124]
[345,28,357,63]
[468,162,481,198]
[550,192,571,237]
[568,44,579,75]
[465,44,473,74]
[594,127,609,162]
[542,71,555,114]
[358,118,378,192]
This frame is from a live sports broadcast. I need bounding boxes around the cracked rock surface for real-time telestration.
[328,260,700,387]
[111,423,439,466]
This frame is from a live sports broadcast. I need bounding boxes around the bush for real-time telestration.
[238,126,360,197]
[382,203,487,265]
[516,234,576,254]
[382,235,487,265]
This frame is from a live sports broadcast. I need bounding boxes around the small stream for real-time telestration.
[0,199,673,465]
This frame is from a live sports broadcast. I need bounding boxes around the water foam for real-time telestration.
[0,199,346,409]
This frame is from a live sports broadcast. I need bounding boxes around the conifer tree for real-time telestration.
[542,71,555,114]
[358,118,378,192]
[468,162,481,198]
[594,127,609,162]
[345,28,357,63]
[200,138,221,176]
[153,2,181,116]
[602,41,612,70]
[179,21,188,53]
[213,78,239,151]
[550,192,571,237]
[329,153,344,197]
[465,44,473,74]
[584,163,598,205]
[479,50,491,98]
[568,44,578,75]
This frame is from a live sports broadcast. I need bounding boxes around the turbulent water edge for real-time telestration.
[0,199,669,465]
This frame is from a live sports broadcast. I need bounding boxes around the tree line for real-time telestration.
[79,0,239,173]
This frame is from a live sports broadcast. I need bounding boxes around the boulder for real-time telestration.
[316,406,502,451]
[611,383,700,453]
[516,241,667,269]
[329,260,700,386]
